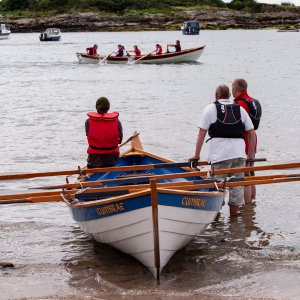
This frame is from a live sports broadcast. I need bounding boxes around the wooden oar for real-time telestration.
[0,194,64,205]
[0,157,268,182]
[0,189,77,201]
[1,176,300,205]
[133,51,153,64]
[23,160,295,191]
[28,171,300,191]
[119,132,140,148]
[171,176,300,191]
[0,161,210,181]
[99,52,113,64]
[1,172,298,202]
[28,158,267,190]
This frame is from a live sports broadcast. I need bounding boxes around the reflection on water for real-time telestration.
[1,198,299,299]
[55,201,299,299]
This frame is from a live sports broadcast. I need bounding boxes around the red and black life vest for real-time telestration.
[238,97,262,130]
[208,102,245,139]
[87,112,120,155]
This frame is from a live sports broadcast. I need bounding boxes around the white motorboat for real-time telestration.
[0,24,11,40]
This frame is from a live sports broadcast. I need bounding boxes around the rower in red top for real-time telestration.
[167,40,181,52]
[86,44,98,56]
[155,44,162,55]
[128,45,141,56]
[232,78,262,204]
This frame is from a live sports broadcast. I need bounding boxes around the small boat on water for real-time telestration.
[76,52,101,64]
[0,24,11,40]
[39,28,61,41]
[65,134,224,278]
[277,29,299,32]
[181,20,200,35]
[76,46,205,65]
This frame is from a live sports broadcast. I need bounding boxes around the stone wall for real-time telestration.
[1,10,300,32]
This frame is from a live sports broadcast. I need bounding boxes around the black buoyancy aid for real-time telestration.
[239,97,262,130]
[87,112,120,155]
[208,102,245,139]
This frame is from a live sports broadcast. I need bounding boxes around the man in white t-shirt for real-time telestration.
[189,84,256,216]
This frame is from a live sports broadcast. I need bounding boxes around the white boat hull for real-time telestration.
[76,46,205,65]
[0,34,10,40]
[70,189,223,277]
[76,52,101,64]
[0,24,11,40]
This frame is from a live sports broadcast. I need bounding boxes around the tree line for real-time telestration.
[0,0,298,14]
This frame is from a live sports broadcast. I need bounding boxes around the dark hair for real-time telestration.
[96,97,110,114]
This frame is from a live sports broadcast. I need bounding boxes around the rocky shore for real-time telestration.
[1,9,300,32]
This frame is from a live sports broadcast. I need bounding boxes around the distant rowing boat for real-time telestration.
[76,46,205,65]
[277,29,299,32]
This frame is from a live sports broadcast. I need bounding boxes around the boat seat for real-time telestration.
[76,190,129,201]
[116,172,154,179]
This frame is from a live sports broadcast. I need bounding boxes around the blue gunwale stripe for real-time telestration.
[157,191,223,211]
[70,193,151,222]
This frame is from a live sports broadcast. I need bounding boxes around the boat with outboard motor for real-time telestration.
[181,20,200,35]
[0,24,11,40]
[39,28,61,41]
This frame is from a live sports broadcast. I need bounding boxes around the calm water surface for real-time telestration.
[0,30,299,300]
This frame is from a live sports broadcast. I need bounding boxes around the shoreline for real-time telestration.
[1,10,300,32]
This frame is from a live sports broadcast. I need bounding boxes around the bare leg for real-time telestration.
[229,204,239,216]
[244,185,252,204]
[251,185,256,199]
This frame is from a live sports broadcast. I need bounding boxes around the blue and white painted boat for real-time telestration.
[66,134,224,278]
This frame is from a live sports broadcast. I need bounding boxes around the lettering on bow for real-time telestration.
[96,202,125,215]
[182,197,206,208]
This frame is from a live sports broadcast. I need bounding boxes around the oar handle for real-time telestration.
[247,158,267,163]
[119,132,140,148]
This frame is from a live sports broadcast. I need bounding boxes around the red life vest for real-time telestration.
[134,48,141,56]
[87,112,120,155]
[156,44,162,55]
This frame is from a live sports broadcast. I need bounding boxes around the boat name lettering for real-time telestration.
[96,202,125,215]
[182,197,206,207]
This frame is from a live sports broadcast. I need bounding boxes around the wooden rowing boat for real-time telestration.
[66,134,224,278]
[76,52,101,64]
[76,46,205,65]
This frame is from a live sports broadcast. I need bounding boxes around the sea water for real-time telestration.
[0,30,299,299]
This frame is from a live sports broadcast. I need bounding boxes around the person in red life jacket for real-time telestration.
[115,44,125,57]
[189,84,256,217]
[232,78,260,203]
[155,44,162,55]
[86,44,98,56]
[85,97,123,168]
[167,40,181,52]
[129,45,141,56]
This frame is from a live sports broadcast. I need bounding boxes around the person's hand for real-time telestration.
[188,156,199,162]
[247,152,255,162]
[188,157,199,169]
